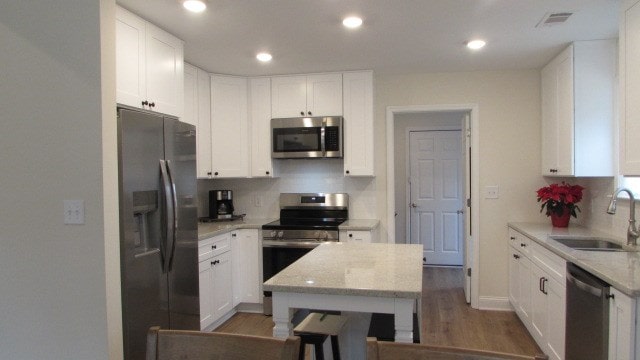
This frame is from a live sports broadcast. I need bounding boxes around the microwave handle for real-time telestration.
[321,118,326,156]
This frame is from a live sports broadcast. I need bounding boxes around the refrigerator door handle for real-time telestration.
[165,159,178,272]
[159,159,174,274]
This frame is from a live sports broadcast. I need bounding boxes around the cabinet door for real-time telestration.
[116,7,146,108]
[609,287,637,360]
[517,254,532,323]
[344,231,372,243]
[306,74,343,116]
[622,1,640,174]
[145,22,184,117]
[541,46,574,176]
[211,75,248,178]
[508,249,520,311]
[198,260,214,330]
[529,264,547,345]
[212,251,233,322]
[196,68,212,178]
[250,78,275,177]
[183,64,198,126]
[544,277,565,360]
[232,230,261,306]
[343,71,374,176]
[271,76,307,118]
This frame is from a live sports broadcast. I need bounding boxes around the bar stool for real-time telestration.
[293,312,346,360]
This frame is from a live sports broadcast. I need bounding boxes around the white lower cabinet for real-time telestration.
[340,230,373,243]
[198,233,233,330]
[508,227,565,360]
[231,230,261,306]
[609,287,637,360]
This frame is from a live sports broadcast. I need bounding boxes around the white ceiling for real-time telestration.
[116,0,619,76]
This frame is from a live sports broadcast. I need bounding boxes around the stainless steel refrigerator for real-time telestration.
[117,105,199,360]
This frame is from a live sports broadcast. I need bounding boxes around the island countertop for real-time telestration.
[263,242,423,298]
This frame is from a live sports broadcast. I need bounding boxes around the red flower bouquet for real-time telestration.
[536,182,584,226]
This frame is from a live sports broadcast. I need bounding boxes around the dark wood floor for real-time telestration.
[214,267,542,357]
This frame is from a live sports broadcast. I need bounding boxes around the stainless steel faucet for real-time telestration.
[607,188,639,246]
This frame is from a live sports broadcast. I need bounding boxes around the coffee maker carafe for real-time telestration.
[209,190,234,219]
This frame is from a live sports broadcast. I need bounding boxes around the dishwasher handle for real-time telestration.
[567,268,605,298]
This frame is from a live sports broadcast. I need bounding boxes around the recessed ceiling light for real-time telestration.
[466,39,486,50]
[256,52,272,62]
[342,16,363,29]
[183,0,206,13]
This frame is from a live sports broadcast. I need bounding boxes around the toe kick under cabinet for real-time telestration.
[508,227,566,360]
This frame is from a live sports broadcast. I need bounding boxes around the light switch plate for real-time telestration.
[64,200,85,224]
[485,186,499,199]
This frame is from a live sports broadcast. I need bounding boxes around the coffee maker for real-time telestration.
[209,190,234,219]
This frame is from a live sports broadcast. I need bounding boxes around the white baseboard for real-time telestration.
[478,296,512,311]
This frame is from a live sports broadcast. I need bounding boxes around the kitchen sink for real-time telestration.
[550,236,628,252]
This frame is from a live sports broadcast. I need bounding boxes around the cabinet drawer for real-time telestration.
[531,241,566,285]
[198,232,232,262]
[509,228,531,255]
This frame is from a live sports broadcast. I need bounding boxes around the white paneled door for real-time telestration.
[409,131,464,266]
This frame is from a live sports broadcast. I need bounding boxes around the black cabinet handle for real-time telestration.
[212,245,217,249]
[520,243,526,247]
[606,293,615,300]
[207,171,212,176]
[513,254,520,259]
[211,259,220,265]
[541,278,548,295]
[149,102,155,108]
[142,100,149,106]
[539,277,544,292]
[232,233,236,237]
[510,236,516,240]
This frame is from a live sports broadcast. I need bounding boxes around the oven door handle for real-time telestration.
[262,240,323,249]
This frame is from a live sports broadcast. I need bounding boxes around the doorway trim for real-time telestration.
[386,104,480,309]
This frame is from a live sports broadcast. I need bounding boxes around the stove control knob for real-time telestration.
[277,231,284,238]
[270,231,277,238]
[323,232,330,240]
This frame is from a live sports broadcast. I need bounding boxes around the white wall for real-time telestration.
[375,70,546,304]
[0,1,113,359]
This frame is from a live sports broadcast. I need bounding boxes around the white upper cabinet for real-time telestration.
[271,74,343,118]
[342,71,374,176]
[541,40,616,177]
[621,0,640,175]
[249,77,276,177]
[184,63,212,178]
[116,6,184,117]
[210,75,248,178]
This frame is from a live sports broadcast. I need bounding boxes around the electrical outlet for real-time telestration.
[64,200,85,224]
[485,186,499,199]
[255,195,263,207]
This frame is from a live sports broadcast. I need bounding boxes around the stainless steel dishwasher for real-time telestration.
[566,263,612,360]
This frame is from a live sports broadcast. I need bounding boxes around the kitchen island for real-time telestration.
[263,242,423,357]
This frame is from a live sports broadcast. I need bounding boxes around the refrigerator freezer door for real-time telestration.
[118,107,170,360]
[163,118,199,330]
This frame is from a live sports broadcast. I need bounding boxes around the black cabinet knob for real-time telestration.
[346,170,350,174]
[308,111,312,116]
[349,233,353,237]
[266,171,270,175]
[214,172,218,176]
[207,171,212,176]
[300,111,305,115]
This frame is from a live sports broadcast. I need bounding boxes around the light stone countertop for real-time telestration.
[263,242,423,298]
[198,218,275,240]
[509,222,640,297]
[339,219,379,231]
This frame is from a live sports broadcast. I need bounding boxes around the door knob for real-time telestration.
[410,203,418,208]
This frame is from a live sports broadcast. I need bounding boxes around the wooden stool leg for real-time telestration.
[314,342,324,360]
[330,335,340,360]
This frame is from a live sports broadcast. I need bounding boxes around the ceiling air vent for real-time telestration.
[536,12,573,28]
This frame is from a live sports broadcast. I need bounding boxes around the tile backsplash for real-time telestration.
[575,177,634,240]
[197,159,377,219]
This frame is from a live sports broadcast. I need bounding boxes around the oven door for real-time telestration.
[262,240,319,315]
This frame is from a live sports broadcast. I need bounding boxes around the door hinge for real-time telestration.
[467,268,472,277]
[466,198,471,207]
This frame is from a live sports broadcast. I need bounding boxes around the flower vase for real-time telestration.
[551,208,571,228]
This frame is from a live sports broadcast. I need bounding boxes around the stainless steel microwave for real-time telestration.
[271,116,343,159]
